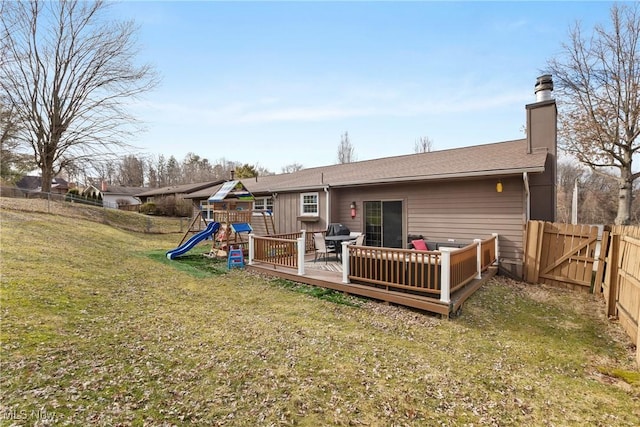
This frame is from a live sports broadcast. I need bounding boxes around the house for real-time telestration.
[82,182,146,209]
[183,75,556,279]
[15,176,70,194]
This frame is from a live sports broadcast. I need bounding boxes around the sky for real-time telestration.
[108,1,616,174]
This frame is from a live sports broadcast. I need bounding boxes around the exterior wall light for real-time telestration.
[350,201,357,218]
[496,180,503,193]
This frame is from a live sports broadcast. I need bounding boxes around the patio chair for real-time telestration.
[313,232,336,263]
[354,234,365,246]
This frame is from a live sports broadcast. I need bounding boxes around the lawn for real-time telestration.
[1,204,638,426]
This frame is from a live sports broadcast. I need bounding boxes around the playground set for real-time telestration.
[166,180,275,265]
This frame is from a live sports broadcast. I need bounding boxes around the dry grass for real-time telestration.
[0,197,187,234]
[1,206,638,426]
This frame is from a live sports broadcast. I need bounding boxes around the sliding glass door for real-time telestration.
[363,200,403,248]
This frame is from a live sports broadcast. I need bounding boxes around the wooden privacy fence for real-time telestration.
[602,225,640,365]
[524,221,606,291]
[524,221,639,366]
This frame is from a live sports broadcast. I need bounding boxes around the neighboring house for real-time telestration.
[183,76,557,279]
[15,176,70,194]
[83,182,146,208]
[136,181,224,205]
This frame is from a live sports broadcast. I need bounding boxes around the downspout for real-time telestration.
[523,172,530,222]
[324,186,330,226]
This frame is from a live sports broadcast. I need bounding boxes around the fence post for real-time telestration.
[440,248,452,304]
[637,305,640,368]
[47,191,51,213]
[297,237,305,276]
[593,229,610,295]
[248,234,255,266]
[606,234,620,317]
[474,239,482,279]
[301,229,307,252]
[342,241,349,284]
[492,233,499,265]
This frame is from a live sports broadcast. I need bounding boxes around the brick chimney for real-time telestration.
[101,180,107,192]
[526,74,557,222]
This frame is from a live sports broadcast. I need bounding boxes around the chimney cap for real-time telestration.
[534,74,553,101]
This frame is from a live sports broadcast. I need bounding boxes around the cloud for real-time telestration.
[129,78,529,127]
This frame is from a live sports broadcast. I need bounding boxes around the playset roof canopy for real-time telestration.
[208,180,254,202]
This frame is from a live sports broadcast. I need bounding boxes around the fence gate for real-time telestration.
[524,221,605,291]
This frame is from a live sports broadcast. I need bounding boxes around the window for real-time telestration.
[200,200,213,220]
[253,196,274,212]
[300,192,319,216]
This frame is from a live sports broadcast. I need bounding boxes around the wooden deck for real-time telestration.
[247,254,497,317]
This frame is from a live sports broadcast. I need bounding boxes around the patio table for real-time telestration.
[325,235,353,261]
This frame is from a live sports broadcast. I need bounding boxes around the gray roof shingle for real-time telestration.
[184,139,548,199]
[245,139,546,193]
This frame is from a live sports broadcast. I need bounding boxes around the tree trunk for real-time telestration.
[40,162,53,193]
[615,178,633,225]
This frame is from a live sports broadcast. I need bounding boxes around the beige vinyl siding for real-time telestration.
[332,176,526,275]
[332,186,404,236]
[273,190,328,234]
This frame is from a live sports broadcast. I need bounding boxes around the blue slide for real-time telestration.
[166,221,221,260]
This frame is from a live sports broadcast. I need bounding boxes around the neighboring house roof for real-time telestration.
[104,185,147,196]
[136,180,224,197]
[15,176,69,191]
[15,175,41,190]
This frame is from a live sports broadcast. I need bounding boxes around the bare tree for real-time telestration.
[414,136,434,153]
[254,164,274,177]
[281,163,304,174]
[547,3,640,225]
[212,157,240,181]
[556,160,586,223]
[180,152,211,184]
[0,1,158,193]
[147,154,168,187]
[165,156,181,186]
[0,103,33,183]
[337,131,355,164]
[117,154,145,187]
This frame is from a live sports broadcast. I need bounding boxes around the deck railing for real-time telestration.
[343,235,498,304]
[267,231,318,253]
[248,232,306,275]
[247,232,498,304]
[346,246,442,292]
[448,244,479,293]
[479,234,499,271]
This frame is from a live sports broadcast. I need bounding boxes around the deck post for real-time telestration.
[474,239,482,279]
[440,248,452,304]
[301,229,307,251]
[341,241,350,284]
[297,237,305,276]
[248,233,255,265]
[492,233,499,265]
